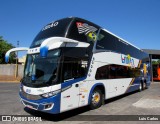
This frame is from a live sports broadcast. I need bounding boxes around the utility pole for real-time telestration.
[15,41,19,79]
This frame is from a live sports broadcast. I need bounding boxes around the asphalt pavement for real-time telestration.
[0,82,160,124]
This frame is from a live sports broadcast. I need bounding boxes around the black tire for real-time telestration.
[89,88,102,109]
[144,80,148,89]
[139,82,143,92]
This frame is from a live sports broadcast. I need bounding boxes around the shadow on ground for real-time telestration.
[24,90,141,122]
[24,105,90,121]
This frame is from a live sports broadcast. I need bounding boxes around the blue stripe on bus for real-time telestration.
[126,78,141,93]
[126,76,151,93]
[126,84,140,93]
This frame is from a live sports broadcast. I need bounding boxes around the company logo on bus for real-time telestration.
[26,89,31,94]
[42,21,58,31]
[121,54,134,67]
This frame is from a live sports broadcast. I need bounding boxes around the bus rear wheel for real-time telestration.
[139,82,143,92]
[89,88,102,109]
[144,80,148,89]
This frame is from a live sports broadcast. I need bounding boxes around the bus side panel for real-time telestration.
[60,77,86,113]
[125,78,141,93]
[87,78,134,101]
[94,78,133,99]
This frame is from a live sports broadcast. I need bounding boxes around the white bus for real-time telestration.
[5,17,151,114]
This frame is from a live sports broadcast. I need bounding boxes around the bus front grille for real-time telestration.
[20,90,42,100]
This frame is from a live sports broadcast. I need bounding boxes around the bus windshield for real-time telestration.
[30,18,72,48]
[22,49,60,87]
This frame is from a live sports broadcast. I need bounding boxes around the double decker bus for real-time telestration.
[5,17,151,114]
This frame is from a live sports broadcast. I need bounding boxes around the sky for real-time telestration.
[0,0,160,57]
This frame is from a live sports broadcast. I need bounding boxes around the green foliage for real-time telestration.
[152,60,160,65]
[157,59,160,64]
[0,36,16,64]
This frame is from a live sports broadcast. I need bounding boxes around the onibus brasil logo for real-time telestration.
[121,54,135,67]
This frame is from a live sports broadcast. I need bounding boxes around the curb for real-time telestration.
[0,81,20,83]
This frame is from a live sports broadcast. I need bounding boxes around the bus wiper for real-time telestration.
[34,80,50,86]
[43,81,51,86]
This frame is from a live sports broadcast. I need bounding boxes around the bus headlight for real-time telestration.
[41,89,61,98]
[19,85,23,92]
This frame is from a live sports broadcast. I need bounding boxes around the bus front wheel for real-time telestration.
[89,88,102,109]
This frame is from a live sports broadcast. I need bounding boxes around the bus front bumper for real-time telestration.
[19,93,61,114]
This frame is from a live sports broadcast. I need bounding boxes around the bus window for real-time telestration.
[67,20,99,44]
[95,64,141,80]
[62,57,87,82]
[96,30,117,51]
[95,65,109,79]
[30,18,72,48]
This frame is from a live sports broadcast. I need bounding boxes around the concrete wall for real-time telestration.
[18,64,24,77]
[0,64,24,77]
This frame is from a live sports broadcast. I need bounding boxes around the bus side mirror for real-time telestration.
[5,47,29,63]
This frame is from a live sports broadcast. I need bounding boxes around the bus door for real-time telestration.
[60,80,80,112]
[60,57,87,112]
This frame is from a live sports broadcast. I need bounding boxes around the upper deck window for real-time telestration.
[30,18,72,48]
[67,20,99,44]
[96,30,148,59]
[96,30,117,51]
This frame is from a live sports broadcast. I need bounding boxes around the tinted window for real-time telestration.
[96,30,149,60]
[95,64,141,80]
[95,65,109,79]
[67,20,99,44]
[30,18,72,48]
[62,57,88,81]
[96,30,117,51]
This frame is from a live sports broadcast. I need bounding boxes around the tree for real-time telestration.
[0,36,16,64]
[157,59,160,64]
[152,61,158,65]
